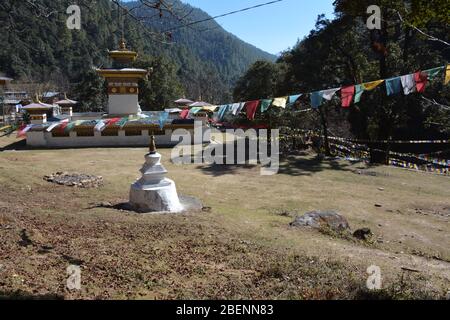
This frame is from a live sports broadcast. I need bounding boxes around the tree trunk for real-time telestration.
[369,8,390,164]
[319,106,331,156]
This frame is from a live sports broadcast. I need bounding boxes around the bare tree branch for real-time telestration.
[396,11,450,47]
[422,96,450,110]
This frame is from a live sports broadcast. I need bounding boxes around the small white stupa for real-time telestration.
[129,136,183,213]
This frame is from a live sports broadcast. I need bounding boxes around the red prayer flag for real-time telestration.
[106,118,121,126]
[341,85,355,108]
[180,109,189,119]
[16,124,28,138]
[245,100,260,121]
[414,71,428,93]
[58,122,69,133]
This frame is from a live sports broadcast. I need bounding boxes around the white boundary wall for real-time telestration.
[26,128,210,148]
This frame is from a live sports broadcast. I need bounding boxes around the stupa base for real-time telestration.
[129,178,183,213]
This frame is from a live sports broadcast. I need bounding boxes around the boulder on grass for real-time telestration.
[290,211,350,232]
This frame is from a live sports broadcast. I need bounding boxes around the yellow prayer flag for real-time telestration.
[445,64,450,85]
[202,106,218,112]
[362,80,385,91]
[272,97,288,108]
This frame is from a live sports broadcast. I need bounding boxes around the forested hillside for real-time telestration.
[0,0,275,106]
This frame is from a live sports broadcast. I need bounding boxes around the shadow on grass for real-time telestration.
[196,149,361,177]
[277,156,358,177]
[0,140,177,152]
[0,290,64,300]
[198,163,259,177]
[0,139,27,152]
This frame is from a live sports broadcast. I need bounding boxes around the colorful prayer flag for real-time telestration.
[260,99,273,113]
[202,106,218,112]
[180,109,189,119]
[159,112,169,130]
[245,100,260,121]
[400,74,416,95]
[385,77,403,96]
[322,88,340,101]
[116,117,128,129]
[414,71,428,93]
[190,107,202,115]
[17,124,32,138]
[341,85,355,108]
[288,94,302,104]
[218,105,231,121]
[362,80,384,91]
[310,91,323,108]
[64,121,81,133]
[231,103,242,115]
[47,119,69,132]
[354,84,364,104]
[445,65,450,85]
[423,66,445,80]
[94,120,106,132]
[272,97,287,109]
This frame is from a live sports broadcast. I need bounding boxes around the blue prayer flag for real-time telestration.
[310,91,323,108]
[386,77,403,96]
[159,112,169,130]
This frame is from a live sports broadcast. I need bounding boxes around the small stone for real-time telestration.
[99,202,112,207]
[375,204,382,208]
[378,187,385,191]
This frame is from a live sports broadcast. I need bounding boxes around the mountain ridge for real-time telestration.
[0,0,275,103]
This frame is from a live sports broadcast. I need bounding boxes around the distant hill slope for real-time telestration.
[124,0,276,85]
[0,0,275,103]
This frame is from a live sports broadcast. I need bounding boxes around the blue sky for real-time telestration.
[181,0,335,55]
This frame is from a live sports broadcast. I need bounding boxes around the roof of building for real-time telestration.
[42,92,60,98]
[3,99,21,105]
[189,101,212,107]
[55,99,78,105]
[174,98,194,105]
[22,102,54,110]
[165,108,183,114]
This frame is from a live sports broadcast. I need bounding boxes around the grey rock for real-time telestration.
[290,211,350,232]
[44,172,103,188]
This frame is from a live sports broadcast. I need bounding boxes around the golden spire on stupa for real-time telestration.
[119,37,127,51]
[108,36,138,64]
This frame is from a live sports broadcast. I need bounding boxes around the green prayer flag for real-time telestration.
[117,117,129,128]
[423,66,445,80]
[354,84,364,103]
[64,121,77,133]
[260,99,273,113]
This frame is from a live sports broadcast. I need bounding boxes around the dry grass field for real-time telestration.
[0,135,449,299]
